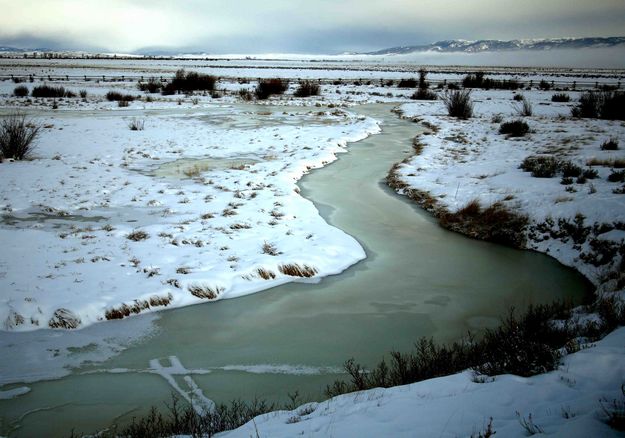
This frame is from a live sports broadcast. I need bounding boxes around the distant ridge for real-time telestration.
[366,36,625,55]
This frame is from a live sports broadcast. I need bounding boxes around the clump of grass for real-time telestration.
[31,85,74,98]
[48,308,81,329]
[255,78,289,100]
[256,268,276,280]
[0,112,41,160]
[515,96,533,116]
[551,93,571,102]
[13,85,28,97]
[79,89,88,99]
[128,118,145,131]
[105,301,149,320]
[441,90,473,119]
[522,156,558,178]
[278,263,318,278]
[188,284,223,299]
[294,80,320,97]
[127,230,149,241]
[499,119,529,137]
[106,91,135,102]
[601,138,619,151]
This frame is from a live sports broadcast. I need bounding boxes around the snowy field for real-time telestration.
[393,89,625,291]
[0,58,624,436]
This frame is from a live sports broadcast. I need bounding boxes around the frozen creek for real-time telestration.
[0,104,590,437]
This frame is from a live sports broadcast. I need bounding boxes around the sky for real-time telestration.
[1,0,624,54]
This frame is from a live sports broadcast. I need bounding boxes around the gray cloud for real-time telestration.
[0,0,624,53]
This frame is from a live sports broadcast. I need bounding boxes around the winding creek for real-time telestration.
[0,104,591,437]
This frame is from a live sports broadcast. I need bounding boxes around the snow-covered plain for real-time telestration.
[0,101,379,331]
[0,59,624,437]
[393,89,625,289]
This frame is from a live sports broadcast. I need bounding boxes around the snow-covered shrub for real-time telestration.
[0,112,40,160]
[442,89,473,119]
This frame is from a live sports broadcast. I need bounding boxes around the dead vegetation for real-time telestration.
[104,294,173,320]
[48,308,81,329]
[278,263,318,278]
[127,229,150,241]
[188,284,224,299]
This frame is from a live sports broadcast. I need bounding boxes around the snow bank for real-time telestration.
[0,105,379,331]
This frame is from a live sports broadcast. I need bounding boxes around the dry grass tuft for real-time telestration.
[105,294,173,320]
[188,284,223,299]
[278,263,318,278]
[257,268,276,280]
[262,241,279,256]
[127,229,149,241]
[587,158,625,168]
[48,308,81,329]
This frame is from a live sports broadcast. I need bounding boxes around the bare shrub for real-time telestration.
[499,119,529,137]
[601,138,619,151]
[13,85,28,97]
[0,112,40,160]
[572,91,625,120]
[551,93,570,102]
[138,77,163,93]
[162,69,217,95]
[294,80,320,97]
[441,90,473,119]
[278,263,318,277]
[600,384,625,431]
[106,91,135,102]
[32,85,73,98]
[398,78,418,88]
[255,78,289,100]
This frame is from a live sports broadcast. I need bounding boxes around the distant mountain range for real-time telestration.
[366,37,625,55]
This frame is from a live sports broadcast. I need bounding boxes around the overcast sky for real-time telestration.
[1,0,624,53]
